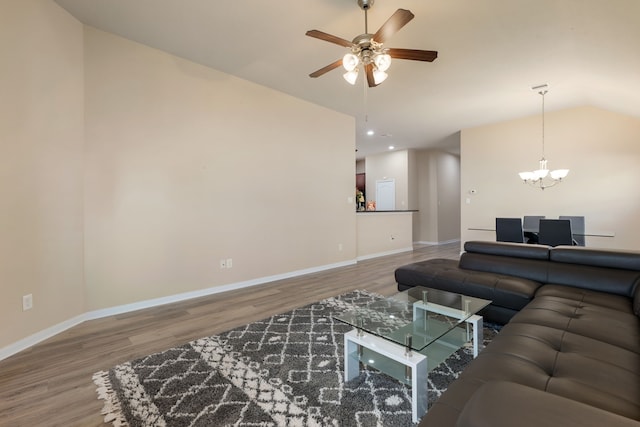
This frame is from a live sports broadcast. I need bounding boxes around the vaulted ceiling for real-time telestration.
[54,0,640,159]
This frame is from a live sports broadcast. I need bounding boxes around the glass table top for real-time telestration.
[333,287,492,352]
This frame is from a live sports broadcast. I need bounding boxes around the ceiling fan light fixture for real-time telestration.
[373,53,391,72]
[373,68,388,84]
[342,53,360,71]
[306,4,437,88]
[343,68,359,85]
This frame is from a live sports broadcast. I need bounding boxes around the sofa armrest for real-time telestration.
[456,381,640,427]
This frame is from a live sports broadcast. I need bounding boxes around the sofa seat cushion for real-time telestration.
[394,258,541,311]
[511,285,640,353]
[455,381,640,427]
[424,321,640,424]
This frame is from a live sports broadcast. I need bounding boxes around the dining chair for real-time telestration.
[523,215,545,243]
[495,218,525,243]
[559,216,585,246]
[538,219,574,247]
[523,216,545,233]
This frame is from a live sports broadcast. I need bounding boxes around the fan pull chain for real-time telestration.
[363,72,368,122]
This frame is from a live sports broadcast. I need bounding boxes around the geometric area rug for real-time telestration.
[93,290,500,427]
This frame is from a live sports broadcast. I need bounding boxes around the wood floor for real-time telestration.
[0,243,460,427]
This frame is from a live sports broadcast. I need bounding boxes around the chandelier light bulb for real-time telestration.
[374,53,391,72]
[342,53,360,72]
[518,171,534,181]
[550,169,569,180]
[533,168,549,180]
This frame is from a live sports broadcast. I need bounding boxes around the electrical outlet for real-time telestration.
[226,258,233,268]
[219,259,226,269]
[22,294,33,311]
[338,243,343,251]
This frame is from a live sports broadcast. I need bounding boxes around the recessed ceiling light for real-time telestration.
[388,145,395,150]
[367,130,375,136]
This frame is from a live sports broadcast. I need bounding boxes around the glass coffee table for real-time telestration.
[333,287,491,422]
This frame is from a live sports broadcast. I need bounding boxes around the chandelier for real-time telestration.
[518,85,569,189]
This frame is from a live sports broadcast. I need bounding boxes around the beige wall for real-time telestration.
[363,148,461,244]
[1,1,356,354]
[436,151,462,242]
[0,0,85,347]
[83,28,356,310]
[356,212,414,259]
[461,106,640,250]
[414,149,461,244]
[365,150,411,210]
[407,150,419,212]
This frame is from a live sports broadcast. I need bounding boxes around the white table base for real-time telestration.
[344,329,428,423]
[413,301,484,358]
[343,309,484,423]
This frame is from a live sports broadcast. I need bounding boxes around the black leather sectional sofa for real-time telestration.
[394,241,640,426]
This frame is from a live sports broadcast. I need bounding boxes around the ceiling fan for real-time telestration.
[306,0,438,87]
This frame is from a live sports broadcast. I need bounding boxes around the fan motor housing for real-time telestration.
[357,0,374,10]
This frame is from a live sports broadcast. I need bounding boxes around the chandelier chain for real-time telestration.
[541,90,547,158]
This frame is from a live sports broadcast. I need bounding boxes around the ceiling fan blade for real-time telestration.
[387,48,438,62]
[373,9,414,44]
[305,30,353,48]
[309,59,343,78]
[365,63,378,87]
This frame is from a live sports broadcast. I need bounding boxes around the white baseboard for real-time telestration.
[414,239,460,246]
[0,314,87,362]
[356,246,414,261]
[0,259,357,362]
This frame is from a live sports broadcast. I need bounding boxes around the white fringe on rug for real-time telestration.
[92,370,130,427]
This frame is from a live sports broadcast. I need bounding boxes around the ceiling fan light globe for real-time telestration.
[373,69,388,84]
[374,53,391,71]
[342,53,360,71]
[343,69,358,85]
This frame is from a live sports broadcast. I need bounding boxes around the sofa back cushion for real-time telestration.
[460,241,640,302]
[546,263,640,298]
[464,241,550,260]
[460,253,550,283]
[548,247,640,298]
[460,241,550,283]
[550,247,640,271]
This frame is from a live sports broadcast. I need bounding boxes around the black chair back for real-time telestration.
[559,215,585,246]
[538,219,574,247]
[523,215,545,244]
[495,218,525,243]
[523,215,545,233]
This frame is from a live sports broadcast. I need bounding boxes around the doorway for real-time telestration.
[376,179,395,211]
